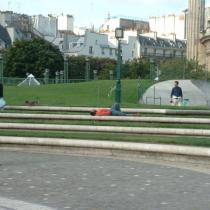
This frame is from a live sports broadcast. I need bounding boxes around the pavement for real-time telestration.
[0,151,210,210]
[142,80,210,106]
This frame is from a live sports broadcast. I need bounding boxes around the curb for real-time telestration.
[1,113,210,124]
[0,136,210,158]
[1,123,210,136]
[5,106,210,115]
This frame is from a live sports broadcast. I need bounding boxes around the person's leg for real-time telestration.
[111,103,121,111]
[111,109,127,116]
[0,98,6,110]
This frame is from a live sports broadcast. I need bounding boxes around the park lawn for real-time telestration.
[4,79,210,109]
[0,130,210,147]
[4,80,153,107]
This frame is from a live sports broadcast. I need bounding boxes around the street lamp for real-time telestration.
[149,58,155,80]
[64,55,69,83]
[60,70,64,83]
[93,70,98,80]
[85,57,90,81]
[43,68,49,85]
[115,27,124,104]
[0,53,3,84]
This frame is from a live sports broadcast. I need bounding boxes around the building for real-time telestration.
[0,24,11,50]
[66,31,118,60]
[187,0,210,71]
[57,14,74,32]
[149,14,186,40]
[31,14,57,37]
[0,11,32,43]
[187,0,205,61]
[139,33,186,59]
[99,16,149,34]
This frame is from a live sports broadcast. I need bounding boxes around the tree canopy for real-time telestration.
[4,38,63,78]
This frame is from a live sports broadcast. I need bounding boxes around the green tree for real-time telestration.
[4,38,63,78]
[159,58,207,81]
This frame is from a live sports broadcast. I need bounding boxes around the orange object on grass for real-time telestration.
[95,109,112,116]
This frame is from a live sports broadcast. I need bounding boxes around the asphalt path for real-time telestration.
[0,151,210,210]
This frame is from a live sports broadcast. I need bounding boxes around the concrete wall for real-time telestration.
[143,80,210,106]
[58,15,74,32]
[32,15,57,37]
[187,0,205,60]
[149,14,185,40]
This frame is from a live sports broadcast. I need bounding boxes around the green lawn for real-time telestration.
[4,80,153,107]
[3,79,210,147]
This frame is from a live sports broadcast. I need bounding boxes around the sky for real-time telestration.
[1,0,210,28]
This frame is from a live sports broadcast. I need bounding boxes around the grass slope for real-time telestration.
[5,80,153,107]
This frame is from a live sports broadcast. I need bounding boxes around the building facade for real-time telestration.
[100,17,149,34]
[149,14,186,40]
[186,0,210,71]
[139,34,186,59]
[187,0,205,60]
[0,24,11,50]
[31,15,57,37]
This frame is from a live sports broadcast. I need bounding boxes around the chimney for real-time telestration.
[154,31,157,40]
[173,33,176,42]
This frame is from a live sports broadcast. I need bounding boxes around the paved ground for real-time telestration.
[143,80,210,106]
[0,151,210,210]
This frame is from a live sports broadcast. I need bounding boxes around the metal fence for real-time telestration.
[3,77,86,86]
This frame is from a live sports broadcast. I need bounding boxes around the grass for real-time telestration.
[3,80,210,148]
[4,80,153,107]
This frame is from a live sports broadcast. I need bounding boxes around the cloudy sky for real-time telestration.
[1,0,210,27]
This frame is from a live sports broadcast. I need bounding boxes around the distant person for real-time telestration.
[170,81,183,106]
[90,103,127,116]
[0,83,6,110]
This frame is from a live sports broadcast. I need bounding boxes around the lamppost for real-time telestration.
[93,70,98,80]
[0,53,3,84]
[60,70,64,83]
[43,68,49,85]
[85,57,90,81]
[55,71,60,84]
[115,27,124,104]
[149,58,155,80]
[64,55,69,83]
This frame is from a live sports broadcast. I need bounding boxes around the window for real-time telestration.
[109,49,113,56]
[144,48,147,55]
[101,48,105,55]
[115,49,118,56]
[89,46,93,55]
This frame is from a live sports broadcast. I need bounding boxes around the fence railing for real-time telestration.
[3,77,86,86]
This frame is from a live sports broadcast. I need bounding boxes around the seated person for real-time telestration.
[90,103,127,116]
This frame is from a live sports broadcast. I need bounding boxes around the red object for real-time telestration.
[95,109,112,116]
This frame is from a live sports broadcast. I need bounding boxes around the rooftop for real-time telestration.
[139,35,186,49]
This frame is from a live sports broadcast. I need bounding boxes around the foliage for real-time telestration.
[159,58,208,81]
[4,38,63,78]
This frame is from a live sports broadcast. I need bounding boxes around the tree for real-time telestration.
[4,38,63,78]
[159,58,207,81]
